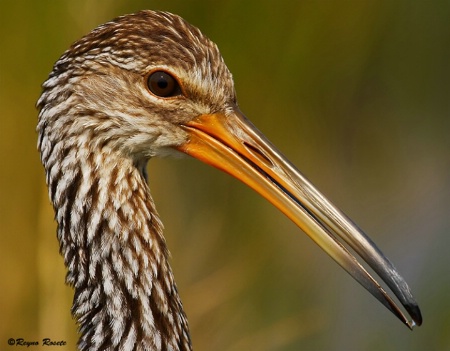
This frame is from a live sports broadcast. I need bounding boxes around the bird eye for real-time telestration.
[147,71,181,98]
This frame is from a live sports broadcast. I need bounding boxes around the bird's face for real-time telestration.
[38,10,421,329]
[39,11,237,161]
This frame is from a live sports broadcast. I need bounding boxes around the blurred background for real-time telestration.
[1,0,449,350]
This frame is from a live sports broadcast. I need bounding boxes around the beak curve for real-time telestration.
[176,108,422,329]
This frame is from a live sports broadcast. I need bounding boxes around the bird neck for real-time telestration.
[48,144,192,351]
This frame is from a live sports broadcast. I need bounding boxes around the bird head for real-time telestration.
[37,10,421,329]
[38,11,237,162]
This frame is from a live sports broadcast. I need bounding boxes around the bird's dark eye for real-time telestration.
[147,71,181,97]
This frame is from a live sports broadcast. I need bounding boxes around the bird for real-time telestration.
[37,10,422,351]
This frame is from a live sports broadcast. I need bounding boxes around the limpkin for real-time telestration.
[37,10,422,351]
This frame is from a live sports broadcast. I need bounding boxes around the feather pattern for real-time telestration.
[37,10,237,351]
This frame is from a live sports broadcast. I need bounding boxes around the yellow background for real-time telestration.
[1,1,448,350]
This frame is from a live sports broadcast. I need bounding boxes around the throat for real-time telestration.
[49,150,192,351]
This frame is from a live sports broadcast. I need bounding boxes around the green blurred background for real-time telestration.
[1,0,449,350]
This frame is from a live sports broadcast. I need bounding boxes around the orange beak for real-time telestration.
[176,108,422,329]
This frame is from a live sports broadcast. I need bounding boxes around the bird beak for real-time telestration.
[176,108,422,329]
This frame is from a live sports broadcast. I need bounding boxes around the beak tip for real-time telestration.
[402,303,422,330]
[409,304,423,328]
